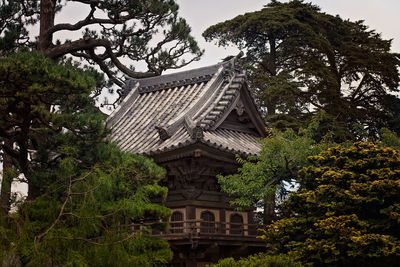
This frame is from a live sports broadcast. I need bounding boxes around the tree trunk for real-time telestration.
[266,100,276,116]
[39,0,56,53]
[268,36,277,76]
[264,37,278,115]
[263,193,276,224]
[1,140,13,216]
[27,0,56,200]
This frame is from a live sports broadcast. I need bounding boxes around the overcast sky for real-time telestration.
[172,0,400,72]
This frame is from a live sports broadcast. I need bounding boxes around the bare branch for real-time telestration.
[350,74,368,98]
[45,38,157,79]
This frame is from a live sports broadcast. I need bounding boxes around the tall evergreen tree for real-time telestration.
[203,0,400,141]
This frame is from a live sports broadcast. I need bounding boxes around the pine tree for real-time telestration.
[1,0,203,86]
[0,51,173,266]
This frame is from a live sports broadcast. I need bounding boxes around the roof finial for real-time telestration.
[229,51,244,70]
[184,116,204,141]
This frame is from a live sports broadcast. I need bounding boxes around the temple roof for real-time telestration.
[107,57,266,157]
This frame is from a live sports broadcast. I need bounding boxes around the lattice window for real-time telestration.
[200,211,215,233]
[170,211,184,233]
[230,213,243,235]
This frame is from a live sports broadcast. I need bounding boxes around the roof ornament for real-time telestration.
[230,51,244,70]
[118,78,138,102]
[222,51,245,82]
[155,126,172,141]
[184,116,204,141]
[235,99,245,116]
[234,51,244,62]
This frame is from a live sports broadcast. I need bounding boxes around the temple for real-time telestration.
[107,56,266,266]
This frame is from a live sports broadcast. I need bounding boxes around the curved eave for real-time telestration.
[142,129,260,158]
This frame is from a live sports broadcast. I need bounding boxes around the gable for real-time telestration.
[218,98,260,136]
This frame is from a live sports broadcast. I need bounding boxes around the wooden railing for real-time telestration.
[155,219,263,237]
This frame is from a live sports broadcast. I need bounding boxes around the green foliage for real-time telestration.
[0,52,173,266]
[203,0,400,140]
[218,118,335,223]
[0,51,97,190]
[261,142,400,266]
[382,95,400,137]
[210,253,302,267]
[1,149,172,266]
[0,0,34,55]
[380,128,400,150]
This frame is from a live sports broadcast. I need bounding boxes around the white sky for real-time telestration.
[173,0,400,72]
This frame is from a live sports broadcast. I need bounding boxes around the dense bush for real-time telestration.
[210,253,302,267]
[261,142,400,266]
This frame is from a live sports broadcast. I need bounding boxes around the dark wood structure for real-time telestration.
[108,57,267,266]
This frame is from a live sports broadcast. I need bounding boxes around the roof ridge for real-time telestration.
[121,54,245,97]
[138,74,213,94]
[123,63,222,96]
[200,72,245,130]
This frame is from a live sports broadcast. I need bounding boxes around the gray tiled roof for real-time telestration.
[108,59,262,156]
